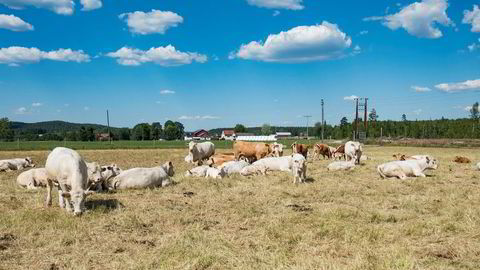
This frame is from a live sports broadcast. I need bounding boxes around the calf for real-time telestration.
[111,162,174,189]
[333,145,345,160]
[377,155,438,180]
[327,159,356,171]
[291,142,309,159]
[45,147,91,216]
[313,143,332,159]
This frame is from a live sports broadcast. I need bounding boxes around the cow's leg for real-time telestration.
[59,183,72,212]
[302,166,307,182]
[45,179,53,207]
[414,171,426,178]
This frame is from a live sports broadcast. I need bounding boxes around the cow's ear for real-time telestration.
[426,156,430,163]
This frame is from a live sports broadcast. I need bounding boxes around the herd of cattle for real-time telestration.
[0,141,479,216]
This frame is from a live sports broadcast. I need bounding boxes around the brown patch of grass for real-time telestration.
[0,146,480,269]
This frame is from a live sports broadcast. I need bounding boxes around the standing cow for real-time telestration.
[345,141,363,164]
[185,141,215,165]
[313,143,332,159]
[233,141,272,162]
[45,147,92,216]
[291,142,309,159]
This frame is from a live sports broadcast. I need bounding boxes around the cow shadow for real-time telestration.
[85,199,124,213]
[304,177,315,183]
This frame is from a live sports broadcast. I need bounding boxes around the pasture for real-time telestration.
[1,146,480,269]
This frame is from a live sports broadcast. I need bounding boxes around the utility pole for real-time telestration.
[355,98,359,140]
[321,99,324,141]
[106,110,111,144]
[303,115,312,139]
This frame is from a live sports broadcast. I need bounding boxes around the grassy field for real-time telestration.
[1,146,480,269]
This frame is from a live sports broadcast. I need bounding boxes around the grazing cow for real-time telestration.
[313,143,332,159]
[219,160,250,175]
[45,147,91,216]
[291,142,309,159]
[251,154,307,183]
[16,168,50,189]
[377,156,438,180]
[185,141,215,165]
[207,153,236,167]
[0,157,35,172]
[240,164,268,176]
[454,156,471,164]
[327,159,356,171]
[111,161,174,189]
[233,141,272,162]
[345,141,362,164]
[333,144,345,160]
[269,143,285,157]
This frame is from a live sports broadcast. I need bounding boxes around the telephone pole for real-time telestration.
[355,98,359,140]
[303,115,312,139]
[321,99,324,141]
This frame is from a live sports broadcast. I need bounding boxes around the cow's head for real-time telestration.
[62,190,94,216]
[87,162,103,184]
[425,156,438,170]
[101,164,122,181]
[163,161,175,177]
[270,143,284,157]
[291,154,306,176]
[25,157,35,167]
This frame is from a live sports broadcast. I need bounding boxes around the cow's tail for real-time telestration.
[377,165,386,179]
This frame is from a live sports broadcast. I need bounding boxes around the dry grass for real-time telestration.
[1,146,480,269]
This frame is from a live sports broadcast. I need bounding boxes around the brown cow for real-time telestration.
[332,144,345,160]
[233,141,272,162]
[313,143,332,159]
[207,153,236,166]
[454,156,471,164]
[291,142,309,159]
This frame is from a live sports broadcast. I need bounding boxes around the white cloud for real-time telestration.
[106,46,207,67]
[463,5,480,32]
[343,95,358,101]
[435,79,480,93]
[364,0,454,39]
[359,30,368,35]
[160,89,175,95]
[80,0,102,11]
[468,42,480,52]
[119,10,183,35]
[0,0,74,15]
[273,10,280,16]
[246,0,303,10]
[411,85,431,92]
[0,14,33,31]
[0,47,90,66]
[84,106,90,111]
[32,102,42,107]
[178,115,220,120]
[231,21,352,63]
[464,106,473,112]
[412,109,422,115]
[15,107,27,114]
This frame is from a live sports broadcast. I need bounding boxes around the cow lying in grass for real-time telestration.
[249,154,307,183]
[327,159,356,171]
[17,168,50,189]
[377,155,438,180]
[184,165,226,179]
[110,161,174,189]
[0,157,35,172]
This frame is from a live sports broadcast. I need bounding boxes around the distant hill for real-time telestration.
[10,121,121,133]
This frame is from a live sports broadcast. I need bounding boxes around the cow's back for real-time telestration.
[46,147,88,188]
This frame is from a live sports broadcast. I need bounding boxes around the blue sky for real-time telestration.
[0,0,479,130]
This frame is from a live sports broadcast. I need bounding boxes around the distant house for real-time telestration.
[221,130,235,140]
[184,132,193,141]
[192,129,210,140]
[276,132,292,138]
[96,133,111,141]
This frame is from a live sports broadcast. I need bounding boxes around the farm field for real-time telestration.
[1,146,480,269]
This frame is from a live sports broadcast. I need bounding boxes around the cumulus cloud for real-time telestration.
[246,0,303,10]
[463,5,480,32]
[106,45,207,67]
[344,95,359,101]
[0,14,33,31]
[160,89,175,95]
[178,115,220,120]
[364,0,454,39]
[411,85,431,92]
[231,21,352,63]
[32,102,42,107]
[435,79,480,93]
[0,0,74,15]
[0,47,90,66]
[15,107,27,114]
[80,0,102,11]
[119,10,183,35]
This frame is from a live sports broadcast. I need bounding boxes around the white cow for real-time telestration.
[91,164,123,192]
[377,156,438,180]
[184,165,210,177]
[0,157,35,171]
[219,160,250,175]
[269,143,285,157]
[327,159,356,171]
[205,167,226,179]
[345,141,362,164]
[16,168,50,189]
[86,162,104,189]
[185,141,215,165]
[111,161,174,189]
[240,164,268,176]
[251,154,307,183]
[45,147,91,216]
[291,154,307,184]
